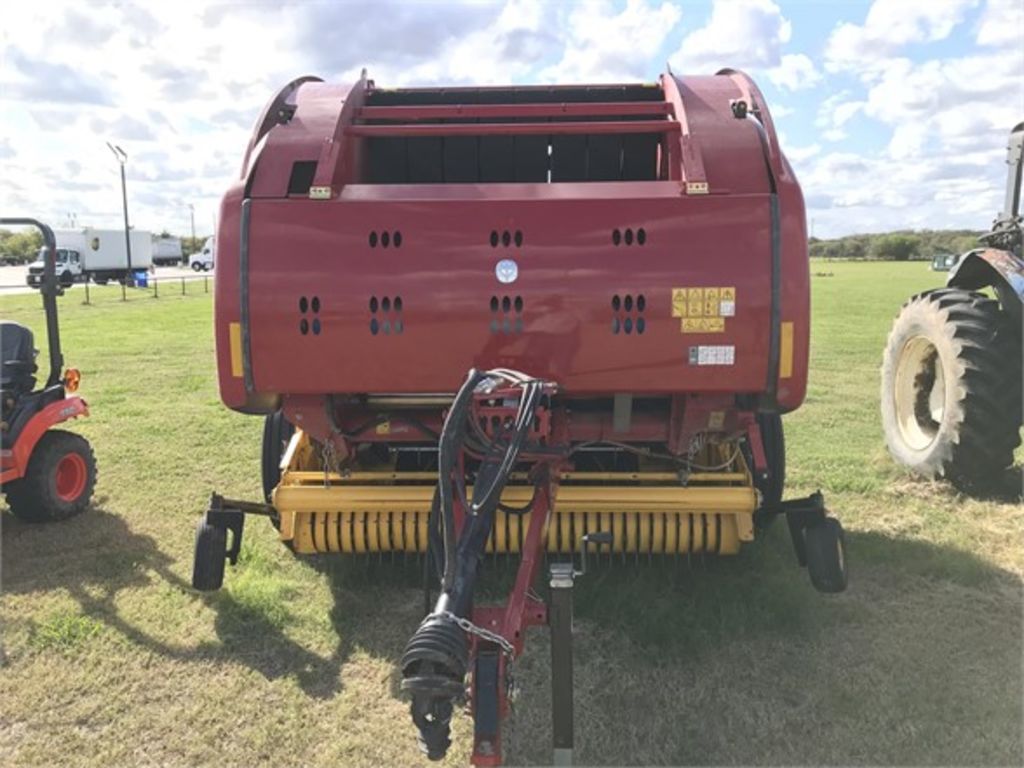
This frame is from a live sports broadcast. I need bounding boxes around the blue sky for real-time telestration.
[1,0,1021,239]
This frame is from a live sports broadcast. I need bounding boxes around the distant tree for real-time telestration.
[0,228,43,264]
[873,234,919,261]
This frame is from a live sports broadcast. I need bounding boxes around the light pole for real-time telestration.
[106,142,132,280]
[188,203,196,244]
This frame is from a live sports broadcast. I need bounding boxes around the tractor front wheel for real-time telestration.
[5,430,96,522]
[881,288,1021,495]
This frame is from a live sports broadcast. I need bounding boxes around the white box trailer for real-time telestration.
[152,236,183,266]
[26,228,153,287]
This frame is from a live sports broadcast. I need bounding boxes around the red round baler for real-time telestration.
[194,69,846,765]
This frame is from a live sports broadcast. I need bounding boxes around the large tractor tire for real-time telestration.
[5,430,97,522]
[881,288,1022,494]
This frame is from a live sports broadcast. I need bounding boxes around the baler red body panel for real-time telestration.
[215,71,809,424]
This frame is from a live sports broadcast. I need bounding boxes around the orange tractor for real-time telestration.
[1,218,95,522]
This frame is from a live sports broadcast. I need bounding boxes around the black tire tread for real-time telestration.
[192,518,227,591]
[882,288,1021,494]
[4,430,96,523]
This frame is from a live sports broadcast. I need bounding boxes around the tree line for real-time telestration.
[809,229,983,260]
[0,229,209,265]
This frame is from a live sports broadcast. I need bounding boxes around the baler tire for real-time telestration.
[5,430,96,523]
[805,517,847,594]
[192,518,227,591]
[881,288,1022,495]
[262,410,295,504]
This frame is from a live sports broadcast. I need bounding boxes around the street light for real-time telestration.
[188,203,196,243]
[106,142,132,280]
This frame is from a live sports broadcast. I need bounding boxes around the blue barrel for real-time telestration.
[133,270,148,288]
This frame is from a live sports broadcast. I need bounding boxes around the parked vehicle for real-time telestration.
[2,218,96,522]
[930,252,965,271]
[26,228,153,287]
[190,237,215,271]
[153,236,183,266]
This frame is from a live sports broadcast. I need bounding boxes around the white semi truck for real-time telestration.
[26,228,153,287]
[189,236,215,271]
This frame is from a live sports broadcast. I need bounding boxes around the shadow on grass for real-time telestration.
[3,507,1021,764]
[1,506,363,699]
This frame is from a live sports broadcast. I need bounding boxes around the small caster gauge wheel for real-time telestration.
[192,516,227,591]
[805,517,847,594]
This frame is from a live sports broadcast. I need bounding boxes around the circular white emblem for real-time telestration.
[495,258,518,284]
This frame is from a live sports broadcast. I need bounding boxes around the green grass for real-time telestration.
[1,268,1021,766]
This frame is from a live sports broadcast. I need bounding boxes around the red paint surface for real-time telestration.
[214,70,809,420]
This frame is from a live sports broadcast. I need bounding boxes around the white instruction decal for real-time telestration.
[689,345,735,366]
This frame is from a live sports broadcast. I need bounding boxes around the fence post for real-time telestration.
[121,279,126,302]
[181,277,185,295]
[83,280,90,305]
[153,277,158,298]
[204,275,208,293]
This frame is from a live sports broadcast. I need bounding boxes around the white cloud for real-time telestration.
[672,0,792,73]
[825,0,980,73]
[767,53,822,90]
[542,0,682,83]
[976,0,1024,46]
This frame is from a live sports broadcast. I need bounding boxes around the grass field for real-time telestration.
[1,263,1021,766]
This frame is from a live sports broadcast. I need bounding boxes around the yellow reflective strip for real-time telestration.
[780,321,794,379]
[229,322,243,378]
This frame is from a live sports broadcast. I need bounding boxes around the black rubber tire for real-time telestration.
[59,270,74,288]
[881,288,1022,494]
[192,517,227,591]
[805,517,847,594]
[5,430,96,523]
[192,262,202,272]
[262,410,295,503]
[95,277,109,286]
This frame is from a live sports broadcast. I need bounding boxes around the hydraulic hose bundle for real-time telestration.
[401,369,550,761]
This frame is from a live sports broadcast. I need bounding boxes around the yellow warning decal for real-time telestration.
[671,287,736,332]
[681,317,725,333]
[779,321,794,378]
[229,322,243,378]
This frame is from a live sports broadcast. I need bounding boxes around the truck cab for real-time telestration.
[26,247,82,287]
[190,237,215,271]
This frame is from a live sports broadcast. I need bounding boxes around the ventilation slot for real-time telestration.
[611,293,646,335]
[369,295,404,335]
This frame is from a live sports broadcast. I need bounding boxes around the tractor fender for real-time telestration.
[948,247,1024,323]
[0,396,88,485]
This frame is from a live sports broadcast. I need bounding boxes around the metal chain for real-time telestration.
[321,440,338,487]
[430,610,516,658]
